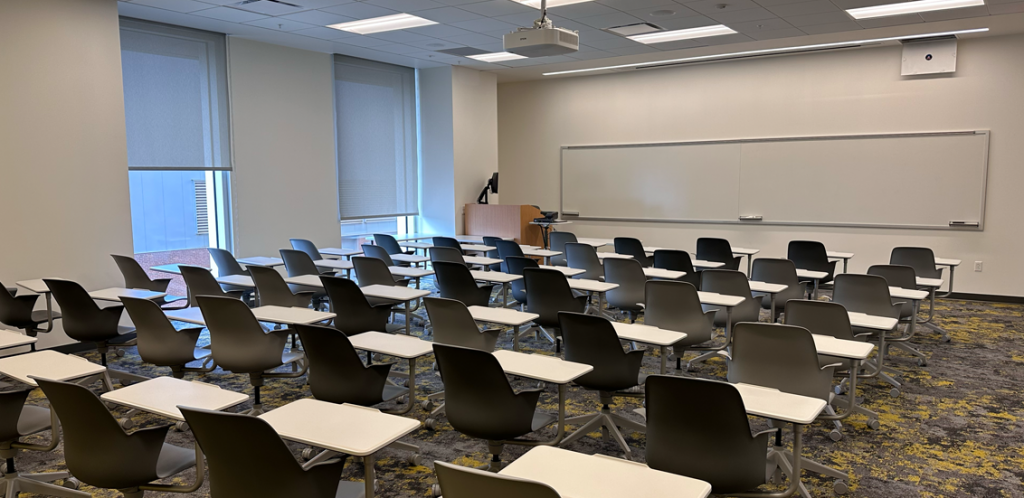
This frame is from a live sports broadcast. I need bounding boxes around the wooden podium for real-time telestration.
[464,204,544,246]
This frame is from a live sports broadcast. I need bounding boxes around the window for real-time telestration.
[119,18,232,294]
[334,55,419,222]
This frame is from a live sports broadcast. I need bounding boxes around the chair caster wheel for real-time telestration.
[408,454,423,467]
[63,478,81,490]
[421,400,433,411]
[834,480,849,494]
[118,417,135,430]
[301,448,317,461]
[119,379,134,387]
[917,358,928,367]
[890,388,900,398]
[829,429,843,442]
[942,337,951,343]
[867,419,880,430]
[686,363,697,372]
[174,421,189,432]
[425,418,437,431]
[536,382,546,390]
[432,484,442,497]
[115,349,126,358]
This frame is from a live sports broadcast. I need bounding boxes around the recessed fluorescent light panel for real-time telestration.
[544,28,989,75]
[327,14,436,35]
[847,0,984,19]
[607,23,662,37]
[468,52,528,62]
[514,0,595,7]
[629,25,737,44]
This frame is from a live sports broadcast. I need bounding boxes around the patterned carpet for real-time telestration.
[8,286,1024,498]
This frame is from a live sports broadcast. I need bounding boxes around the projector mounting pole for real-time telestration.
[535,0,553,28]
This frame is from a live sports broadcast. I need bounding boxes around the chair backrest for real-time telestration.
[280,249,320,277]
[495,240,525,261]
[548,232,576,266]
[180,265,231,307]
[208,248,245,276]
[294,324,390,406]
[868,264,918,290]
[196,296,287,373]
[644,281,714,344]
[696,238,741,270]
[524,268,583,327]
[481,237,503,271]
[111,255,160,291]
[558,312,643,392]
[351,256,395,287]
[288,239,323,261]
[362,244,396,267]
[122,296,200,366]
[248,266,300,308]
[42,279,118,341]
[783,299,855,341]
[433,344,539,440]
[787,240,834,275]
[0,390,34,443]
[645,375,768,493]
[832,273,900,319]
[890,247,941,279]
[699,270,760,325]
[430,246,467,266]
[505,256,539,304]
[425,297,498,351]
[0,280,36,329]
[750,258,804,309]
[432,237,462,250]
[181,407,345,498]
[652,249,700,288]
[320,276,386,335]
[613,237,652,267]
[433,261,484,305]
[434,461,561,498]
[564,242,603,280]
[603,258,646,313]
[727,322,832,401]
[36,378,164,489]
[373,234,405,255]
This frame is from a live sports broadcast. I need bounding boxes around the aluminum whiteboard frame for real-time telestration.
[559,130,989,231]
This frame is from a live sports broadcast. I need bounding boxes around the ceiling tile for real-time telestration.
[131,0,212,13]
[372,43,425,54]
[642,37,712,50]
[473,41,507,51]
[406,23,478,37]
[625,4,703,22]
[565,48,617,59]
[458,0,537,16]
[192,6,269,21]
[415,6,485,22]
[286,0,356,8]
[243,17,317,31]
[442,31,503,45]
[367,30,436,43]
[796,20,862,32]
[430,0,487,5]
[753,0,815,7]
[547,2,621,18]
[597,0,679,9]
[606,44,662,55]
[279,9,357,25]
[687,0,762,15]
[582,34,642,49]
[783,10,852,25]
[828,0,901,10]
[726,16,793,31]
[194,0,241,5]
[918,5,989,20]
[499,55,576,66]
[856,13,922,27]
[746,26,806,38]
[292,26,358,39]
[320,2,400,19]
[363,0,448,12]
[335,34,395,46]
[650,14,719,29]
[698,32,755,45]
[706,7,779,22]
[233,0,303,15]
[987,1,1024,13]
[494,11,546,25]
[451,17,520,32]
[766,0,839,16]
[575,11,646,28]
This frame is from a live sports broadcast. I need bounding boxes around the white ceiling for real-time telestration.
[118,0,1024,80]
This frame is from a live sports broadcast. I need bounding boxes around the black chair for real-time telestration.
[295,324,404,407]
[36,378,199,498]
[699,270,761,328]
[750,258,806,321]
[180,407,358,498]
[207,248,251,295]
[433,261,495,307]
[613,237,652,267]
[831,274,903,395]
[602,258,645,322]
[495,240,525,274]
[524,268,587,349]
[430,246,469,267]
[652,249,700,288]
[564,242,603,281]
[288,238,324,261]
[548,232,576,266]
[788,241,837,287]
[558,312,646,456]
[784,299,867,366]
[374,233,413,257]
[867,264,917,321]
[504,256,539,309]
[696,238,741,271]
[645,376,772,494]
[481,236,503,271]
[121,297,214,379]
[362,244,399,267]
[434,461,560,498]
[110,255,186,308]
[433,344,555,471]
[0,281,54,342]
[432,237,462,250]
[196,296,306,414]
[890,247,943,279]
[248,266,314,308]
[644,280,716,371]
[280,249,335,294]
[352,256,410,288]
[320,275,400,335]
[0,389,89,497]
[179,266,244,307]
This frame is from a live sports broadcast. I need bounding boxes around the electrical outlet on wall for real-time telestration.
[974,261,983,272]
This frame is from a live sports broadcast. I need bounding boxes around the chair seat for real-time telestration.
[531,411,557,432]
[367,297,401,308]
[818,354,851,370]
[381,384,407,403]
[395,279,412,287]
[155,443,196,479]
[385,323,405,334]
[281,351,304,365]
[17,405,51,436]
[29,310,59,325]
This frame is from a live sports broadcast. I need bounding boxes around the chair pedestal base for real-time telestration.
[561,406,646,457]
[765,447,847,498]
[0,471,90,498]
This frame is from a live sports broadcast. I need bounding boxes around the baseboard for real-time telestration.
[946,292,1024,305]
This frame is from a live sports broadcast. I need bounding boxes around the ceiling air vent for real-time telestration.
[606,23,662,37]
[436,47,490,57]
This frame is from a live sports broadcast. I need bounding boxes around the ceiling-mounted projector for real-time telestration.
[503,0,579,57]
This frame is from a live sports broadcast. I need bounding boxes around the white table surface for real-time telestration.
[397,242,434,250]
[361,285,431,301]
[611,322,687,347]
[597,253,634,260]
[464,256,502,266]
[796,269,829,279]
[319,247,363,258]
[0,330,37,350]
[692,259,726,269]
[216,275,255,287]
[389,266,434,278]
[812,334,875,360]
[460,244,495,253]
[567,279,618,293]
[492,350,593,384]
[889,286,929,300]
[643,268,686,280]
[253,305,335,325]
[696,291,745,307]
[16,279,53,294]
[575,238,614,248]
[313,259,353,271]
[348,332,434,359]
[500,446,712,498]
[539,265,585,277]
[848,312,898,330]
[748,281,788,294]
[731,247,760,256]
[390,253,430,264]
[89,287,166,302]
[642,246,672,253]
[236,256,284,267]
[826,251,855,260]
[470,270,522,284]
[283,275,324,288]
[917,277,944,288]
[455,235,513,244]
[934,257,961,266]
[522,248,562,258]
[469,305,538,326]
[732,383,827,425]
[374,233,440,242]
[259,399,420,457]
[165,307,206,326]
[150,264,198,275]
[0,351,106,386]
[101,377,248,422]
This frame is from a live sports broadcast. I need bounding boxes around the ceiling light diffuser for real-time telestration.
[847,0,985,19]
[629,25,737,44]
[327,14,436,35]
[514,0,595,7]
[468,52,528,62]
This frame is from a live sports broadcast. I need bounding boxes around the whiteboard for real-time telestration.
[560,131,989,230]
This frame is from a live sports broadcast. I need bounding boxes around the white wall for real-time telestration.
[498,34,1024,297]
[0,0,132,349]
[227,38,339,258]
[418,67,457,236]
[452,66,500,233]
